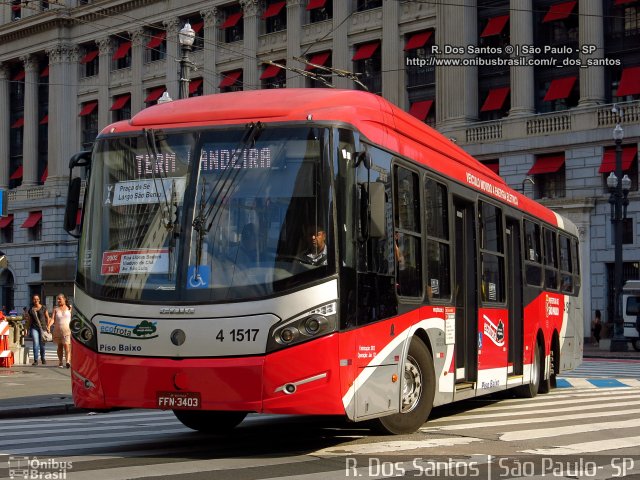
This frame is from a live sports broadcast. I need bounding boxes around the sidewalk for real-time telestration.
[0,341,638,420]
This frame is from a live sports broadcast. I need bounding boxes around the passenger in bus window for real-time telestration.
[302,227,327,266]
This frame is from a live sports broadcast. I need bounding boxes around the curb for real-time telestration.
[0,403,80,419]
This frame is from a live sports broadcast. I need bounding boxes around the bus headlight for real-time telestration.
[71,307,98,352]
[268,302,338,351]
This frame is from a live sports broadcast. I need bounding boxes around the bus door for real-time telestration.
[506,217,524,375]
[453,198,477,386]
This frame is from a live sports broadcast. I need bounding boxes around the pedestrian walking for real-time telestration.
[26,295,52,366]
[52,293,72,368]
[592,309,602,346]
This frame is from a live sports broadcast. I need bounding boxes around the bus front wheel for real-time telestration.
[173,410,247,433]
[372,337,435,435]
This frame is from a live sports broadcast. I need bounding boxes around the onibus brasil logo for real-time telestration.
[99,320,158,339]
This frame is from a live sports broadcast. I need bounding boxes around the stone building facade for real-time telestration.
[0,0,638,335]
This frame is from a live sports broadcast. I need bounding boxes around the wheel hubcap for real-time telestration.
[401,355,422,413]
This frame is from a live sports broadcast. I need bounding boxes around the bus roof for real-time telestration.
[104,88,560,227]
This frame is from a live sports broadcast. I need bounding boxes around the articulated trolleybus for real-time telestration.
[64,89,582,434]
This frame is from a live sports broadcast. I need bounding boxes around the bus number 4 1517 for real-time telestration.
[215,328,259,342]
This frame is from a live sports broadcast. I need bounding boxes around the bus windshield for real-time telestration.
[77,126,333,302]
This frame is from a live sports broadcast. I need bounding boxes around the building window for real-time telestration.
[80,47,99,78]
[304,51,332,88]
[528,153,566,199]
[263,1,287,33]
[307,0,332,23]
[31,257,40,274]
[22,212,42,242]
[219,70,243,92]
[481,159,500,176]
[111,36,132,70]
[110,94,131,122]
[600,145,639,192]
[260,62,286,89]
[0,215,14,244]
[145,28,167,63]
[405,30,435,89]
[353,41,381,94]
[41,1,49,11]
[144,86,166,107]
[355,0,382,11]
[79,101,98,150]
[190,20,204,51]
[189,78,203,97]
[537,75,578,112]
[222,6,243,43]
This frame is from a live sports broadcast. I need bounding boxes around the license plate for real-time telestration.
[157,391,201,410]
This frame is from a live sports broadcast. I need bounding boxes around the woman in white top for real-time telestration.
[52,293,72,368]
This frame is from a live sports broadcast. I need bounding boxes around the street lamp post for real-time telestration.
[608,113,631,352]
[178,22,196,99]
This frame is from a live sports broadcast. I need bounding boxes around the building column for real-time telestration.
[0,64,9,190]
[129,28,145,114]
[578,0,604,106]
[163,19,180,101]
[20,55,38,187]
[46,44,79,184]
[332,0,350,89]
[436,0,477,127]
[240,0,260,90]
[96,37,113,129]
[286,0,304,88]
[382,0,401,106]
[509,0,535,116]
[201,8,219,95]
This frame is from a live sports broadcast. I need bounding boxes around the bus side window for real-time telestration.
[559,234,573,294]
[543,228,559,290]
[524,219,542,287]
[478,201,505,303]
[394,165,422,298]
[424,177,451,300]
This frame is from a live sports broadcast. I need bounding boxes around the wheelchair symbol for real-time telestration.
[187,265,210,289]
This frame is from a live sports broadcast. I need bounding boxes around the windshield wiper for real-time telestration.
[191,122,264,277]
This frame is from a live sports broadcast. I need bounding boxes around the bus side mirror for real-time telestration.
[64,177,82,237]
[365,182,385,239]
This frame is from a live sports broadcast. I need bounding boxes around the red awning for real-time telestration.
[40,66,49,78]
[483,161,500,175]
[543,1,577,22]
[616,66,640,97]
[41,167,48,183]
[260,63,283,80]
[145,87,165,103]
[0,215,13,229]
[11,117,24,128]
[528,154,565,175]
[219,70,242,87]
[146,31,166,49]
[10,166,22,180]
[543,76,577,101]
[189,78,203,94]
[21,212,42,229]
[110,94,131,111]
[408,100,434,120]
[76,209,82,226]
[112,41,132,60]
[306,0,327,10]
[39,115,48,125]
[404,31,433,51]
[305,52,331,71]
[480,15,510,37]
[599,146,638,173]
[481,87,510,112]
[221,12,242,29]
[79,101,98,116]
[352,41,380,61]
[80,50,99,64]
[262,1,286,19]
[192,21,204,33]
[12,70,25,81]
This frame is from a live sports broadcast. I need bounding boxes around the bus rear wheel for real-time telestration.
[372,337,435,435]
[173,410,247,434]
[633,339,640,352]
[515,343,542,398]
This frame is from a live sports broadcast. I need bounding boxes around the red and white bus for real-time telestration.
[64,89,582,434]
